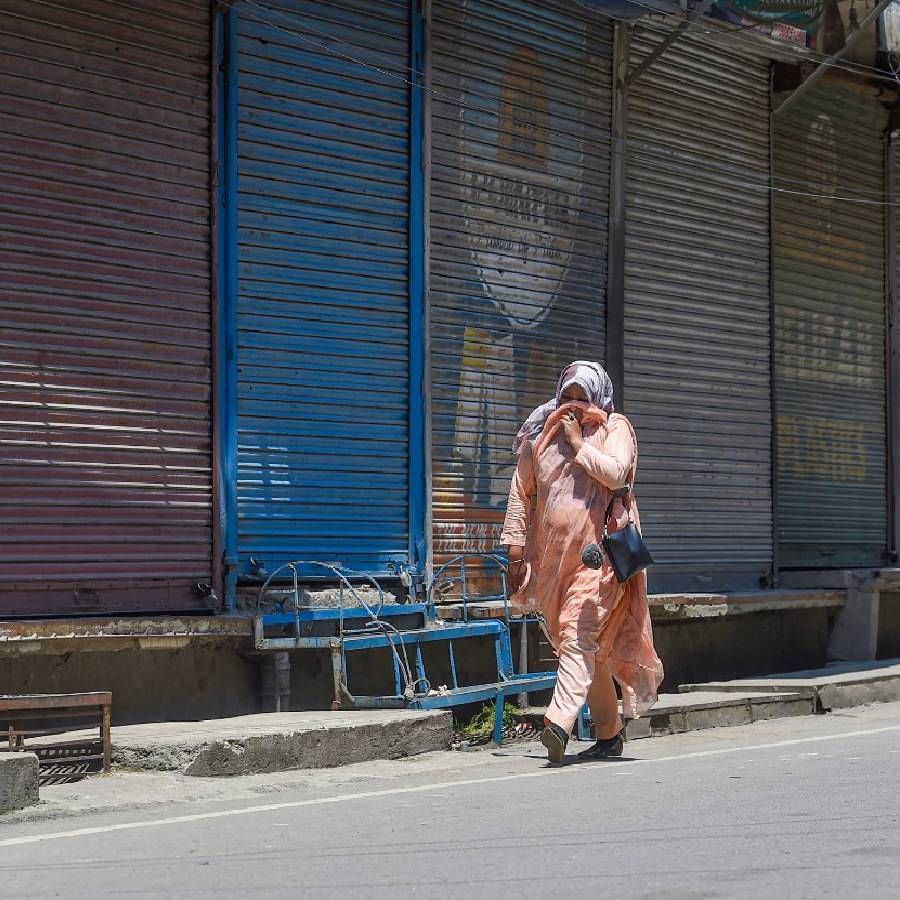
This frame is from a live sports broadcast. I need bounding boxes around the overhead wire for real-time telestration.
[237,3,885,204]
[233,0,900,112]
[243,0,900,87]
[237,0,891,115]
[237,0,893,160]
[227,0,900,206]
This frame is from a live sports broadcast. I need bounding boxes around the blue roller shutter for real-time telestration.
[231,0,412,579]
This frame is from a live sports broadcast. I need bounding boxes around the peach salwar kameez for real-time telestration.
[501,403,664,734]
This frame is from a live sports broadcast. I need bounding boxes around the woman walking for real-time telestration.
[500,361,663,763]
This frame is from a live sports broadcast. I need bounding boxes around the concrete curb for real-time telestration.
[529,690,817,743]
[680,660,900,712]
[818,678,900,710]
[110,711,453,777]
[631,692,816,740]
[0,752,39,813]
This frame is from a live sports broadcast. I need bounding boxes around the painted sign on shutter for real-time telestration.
[431,0,614,566]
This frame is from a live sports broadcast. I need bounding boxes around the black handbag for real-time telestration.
[601,485,653,583]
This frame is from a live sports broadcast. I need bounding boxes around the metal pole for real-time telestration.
[409,0,429,586]
[423,0,434,587]
[517,619,529,709]
[768,65,781,588]
[217,2,240,607]
[209,2,224,607]
[885,127,899,564]
[774,0,894,118]
[606,20,630,408]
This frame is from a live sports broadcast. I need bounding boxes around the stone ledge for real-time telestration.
[0,616,253,656]
[435,589,845,623]
[0,752,39,813]
[779,568,900,591]
[649,589,845,621]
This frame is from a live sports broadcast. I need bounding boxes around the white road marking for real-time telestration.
[1,724,898,850]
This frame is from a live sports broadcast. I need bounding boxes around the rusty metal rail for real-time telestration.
[1,692,112,783]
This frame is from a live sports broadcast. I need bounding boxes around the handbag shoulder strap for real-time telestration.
[603,484,632,532]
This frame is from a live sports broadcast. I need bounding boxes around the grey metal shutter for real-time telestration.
[773,84,888,568]
[233,0,412,579]
[624,28,772,592]
[430,0,613,562]
[0,0,213,615]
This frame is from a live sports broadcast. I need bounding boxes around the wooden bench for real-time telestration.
[1,692,112,781]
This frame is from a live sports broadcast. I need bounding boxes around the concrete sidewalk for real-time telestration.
[680,658,900,710]
[22,659,900,781]
[42,710,452,777]
[45,691,813,776]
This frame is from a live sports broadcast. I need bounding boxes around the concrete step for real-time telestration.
[526,689,815,742]
[46,710,452,777]
[679,659,900,711]
[633,690,815,739]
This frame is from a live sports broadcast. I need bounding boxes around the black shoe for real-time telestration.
[540,723,569,764]
[577,731,624,760]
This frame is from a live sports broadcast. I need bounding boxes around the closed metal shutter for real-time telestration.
[0,1,213,615]
[624,29,772,592]
[774,84,888,568]
[232,0,412,579]
[430,0,613,562]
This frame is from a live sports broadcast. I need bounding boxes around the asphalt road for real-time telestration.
[2,702,899,899]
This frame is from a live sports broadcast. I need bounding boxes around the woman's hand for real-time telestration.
[561,410,584,453]
[507,547,527,594]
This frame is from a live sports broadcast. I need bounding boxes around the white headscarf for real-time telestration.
[512,360,615,453]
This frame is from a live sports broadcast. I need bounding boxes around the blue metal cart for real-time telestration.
[252,556,559,745]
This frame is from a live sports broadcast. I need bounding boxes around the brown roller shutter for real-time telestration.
[0,0,214,615]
